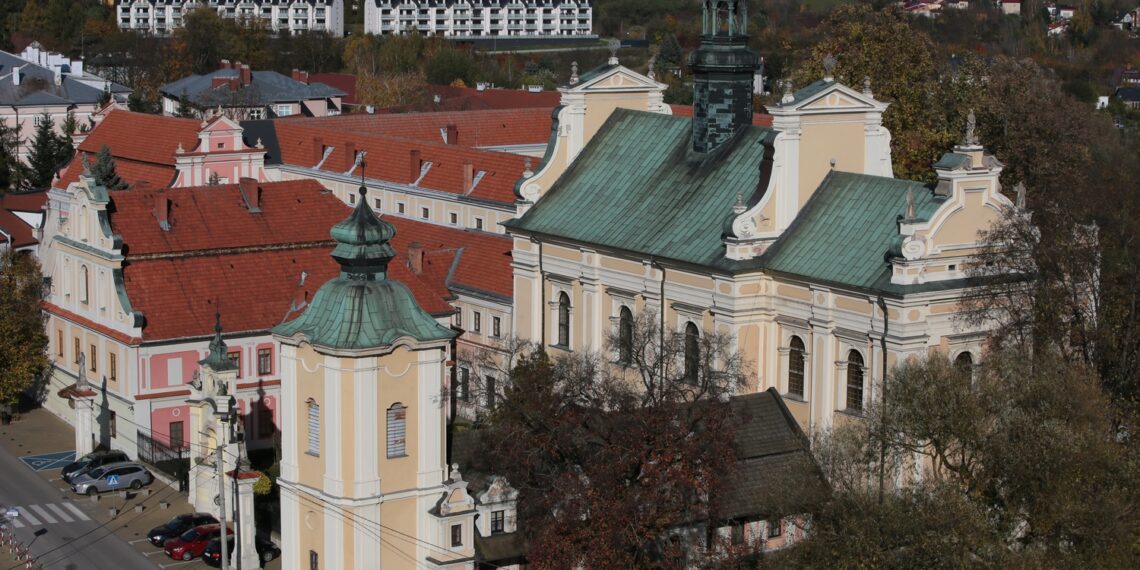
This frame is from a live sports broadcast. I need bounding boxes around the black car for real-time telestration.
[61,450,130,482]
[147,513,219,547]
[202,535,280,567]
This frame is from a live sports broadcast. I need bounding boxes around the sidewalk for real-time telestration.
[0,407,281,570]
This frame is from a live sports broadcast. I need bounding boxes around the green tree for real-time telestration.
[424,47,478,86]
[0,249,49,407]
[175,6,227,74]
[174,90,197,119]
[88,144,126,191]
[25,113,68,189]
[658,32,682,67]
[0,119,26,193]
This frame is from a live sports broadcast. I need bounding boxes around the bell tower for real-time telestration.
[689,0,759,153]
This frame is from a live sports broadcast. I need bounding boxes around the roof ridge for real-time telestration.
[126,240,335,261]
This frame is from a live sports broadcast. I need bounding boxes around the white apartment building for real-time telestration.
[365,0,593,38]
[116,0,344,37]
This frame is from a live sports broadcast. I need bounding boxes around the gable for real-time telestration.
[565,63,665,94]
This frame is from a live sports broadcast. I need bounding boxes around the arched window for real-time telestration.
[618,306,633,364]
[846,350,865,412]
[954,351,974,374]
[557,292,570,347]
[306,399,320,456]
[788,336,805,398]
[684,322,700,384]
[79,265,89,305]
[386,403,407,458]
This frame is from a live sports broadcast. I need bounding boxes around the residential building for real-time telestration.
[0,43,131,163]
[159,60,345,120]
[365,0,594,38]
[0,190,47,253]
[116,0,345,36]
[1000,0,1021,16]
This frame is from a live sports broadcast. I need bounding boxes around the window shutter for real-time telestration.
[307,402,320,455]
[387,404,406,458]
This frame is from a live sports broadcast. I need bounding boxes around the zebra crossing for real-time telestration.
[8,503,90,528]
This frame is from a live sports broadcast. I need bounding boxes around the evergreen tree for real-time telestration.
[0,119,26,194]
[174,90,198,119]
[658,33,682,68]
[88,145,127,191]
[25,113,68,190]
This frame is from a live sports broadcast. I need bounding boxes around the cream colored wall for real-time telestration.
[297,501,324,568]
[582,92,649,141]
[378,346,421,494]
[379,498,419,568]
[798,117,866,206]
[295,343,325,491]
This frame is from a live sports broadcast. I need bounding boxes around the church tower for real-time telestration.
[273,187,465,569]
[689,0,759,152]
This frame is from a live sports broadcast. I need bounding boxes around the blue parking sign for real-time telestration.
[107,475,120,487]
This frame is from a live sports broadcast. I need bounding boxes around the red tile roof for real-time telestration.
[79,109,201,166]
[669,104,774,127]
[0,190,46,249]
[307,73,358,105]
[274,122,529,205]
[292,107,553,147]
[55,152,176,191]
[387,216,513,300]
[379,84,562,113]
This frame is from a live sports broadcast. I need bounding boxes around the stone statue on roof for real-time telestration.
[965,108,978,146]
[905,189,916,221]
[76,352,88,389]
[569,61,579,85]
[822,54,837,81]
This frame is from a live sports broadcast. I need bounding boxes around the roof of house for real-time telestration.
[506,109,776,269]
[289,107,554,148]
[378,84,562,113]
[0,189,47,249]
[306,73,358,105]
[79,110,201,166]
[0,50,129,107]
[1115,87,1140,102]
[159,69,345,108]
[273,121,530,205]
[108,180,454,342]
[387,216,513,301]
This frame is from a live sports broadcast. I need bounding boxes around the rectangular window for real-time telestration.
[492,316,501,338]
[258,405,274,438]
[397,202,406,214]
[89,345,97,372]
[348,193,356,205]
[486,376,496,410]
[490,510,505,534]
[228,350,242,376]
[74,338,80,364]
[459,368,470,402]
[109,411,117,439]
[57,331,63,357]
[386,403,407,458]
[454,310,462,328]
[309,550,318,570]
[767,519,782,538]
[248,108,264,120]
[420,207,429,219]
[169,421,184,449]
[109,352,117,381]
[450,524,463,547]
[449,212,458,225]
[374,197,382,209]
[474,217,484,231]
[473,312,481,333]
[275,104,293,117]
[307,401,320,456]
[257,348,272,375]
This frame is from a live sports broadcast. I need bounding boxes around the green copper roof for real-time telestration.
[505,109,776,268]
[760,171,945,290]
[200,314,237,371]
[272,187,455,350]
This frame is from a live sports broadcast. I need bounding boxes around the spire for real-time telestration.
[329,185,397,279]
[689,0,758,153]
[201,313,237,371]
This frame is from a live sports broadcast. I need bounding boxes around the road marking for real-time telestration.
[143,550,165,557]
[18,507,41,526]
[27,505,57,524]
[45,503,73,523]
[10,518,24,528]
[61,502,90,521]
[128,537,151,544]
[159,561,194,568]
[18,451,76,472]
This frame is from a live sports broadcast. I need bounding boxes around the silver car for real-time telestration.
[70,462,154,496]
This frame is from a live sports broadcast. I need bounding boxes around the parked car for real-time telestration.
[146,512,219,547]
[61,450,130,482]
[164,524,232,561]
[202,535,281,566]
[70,462,154,495]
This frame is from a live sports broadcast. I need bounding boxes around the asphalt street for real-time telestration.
[0,443,157,570]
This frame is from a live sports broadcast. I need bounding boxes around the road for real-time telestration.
[0,444,156,570]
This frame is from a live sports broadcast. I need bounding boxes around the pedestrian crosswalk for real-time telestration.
[9,503,90,528]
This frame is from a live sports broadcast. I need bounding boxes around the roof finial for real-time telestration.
[255,137,264,149]
[607,39,621,65]
[1015,182,1026,210]
[176,141,184,154]
[569,61,579,85]
[822,54,837,82]
[733,192,746,215]
[201,311,237,371]
[781,79,795,105]
[862,76,873,97]
[647,60,655,80]
[81,153,92,175]
[905,189,916,221]
[522,158,534,178]
[964,108,978,146]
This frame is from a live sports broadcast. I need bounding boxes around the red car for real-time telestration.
[163,523,232,561]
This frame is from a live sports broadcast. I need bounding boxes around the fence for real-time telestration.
[136,429,190,492]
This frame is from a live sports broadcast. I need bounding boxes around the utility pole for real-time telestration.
[217,444,229,570]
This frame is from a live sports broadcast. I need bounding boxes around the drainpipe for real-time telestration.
[650,258,666,381]
[534,237,546,349]
[876,295,889,503]
[11,106,20,164]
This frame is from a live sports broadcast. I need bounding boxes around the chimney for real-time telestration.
[299,70,309,84]
[53,67,62,86]
[409,149,422,182]
[11,64,22,86]
[313,137,324,165]
[240,64,251,86]
[154,192,172,231]
[238,177,262,212]
[446,124,458,145]
[344,142,356,171]
[407,242,424,275]
[463,161,474,192]
[688,0,758,153]
[220,59,232,70]
[291,68,300,81]
[212,76,230,89]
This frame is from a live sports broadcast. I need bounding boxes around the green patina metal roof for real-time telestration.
[760,171,945,291]
[200,314,238,371]
[505,109,776,268]
[272,188,455,350]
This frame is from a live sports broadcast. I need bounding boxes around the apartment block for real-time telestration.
[365,0,593,38]
[116,0,344,36]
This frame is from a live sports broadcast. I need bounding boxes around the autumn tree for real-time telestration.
[0,249,49,408]
[465,313,752,569]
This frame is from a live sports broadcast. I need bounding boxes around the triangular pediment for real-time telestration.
[782,80,888,114]
[201,115,242,133]
[562,64,666,94]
